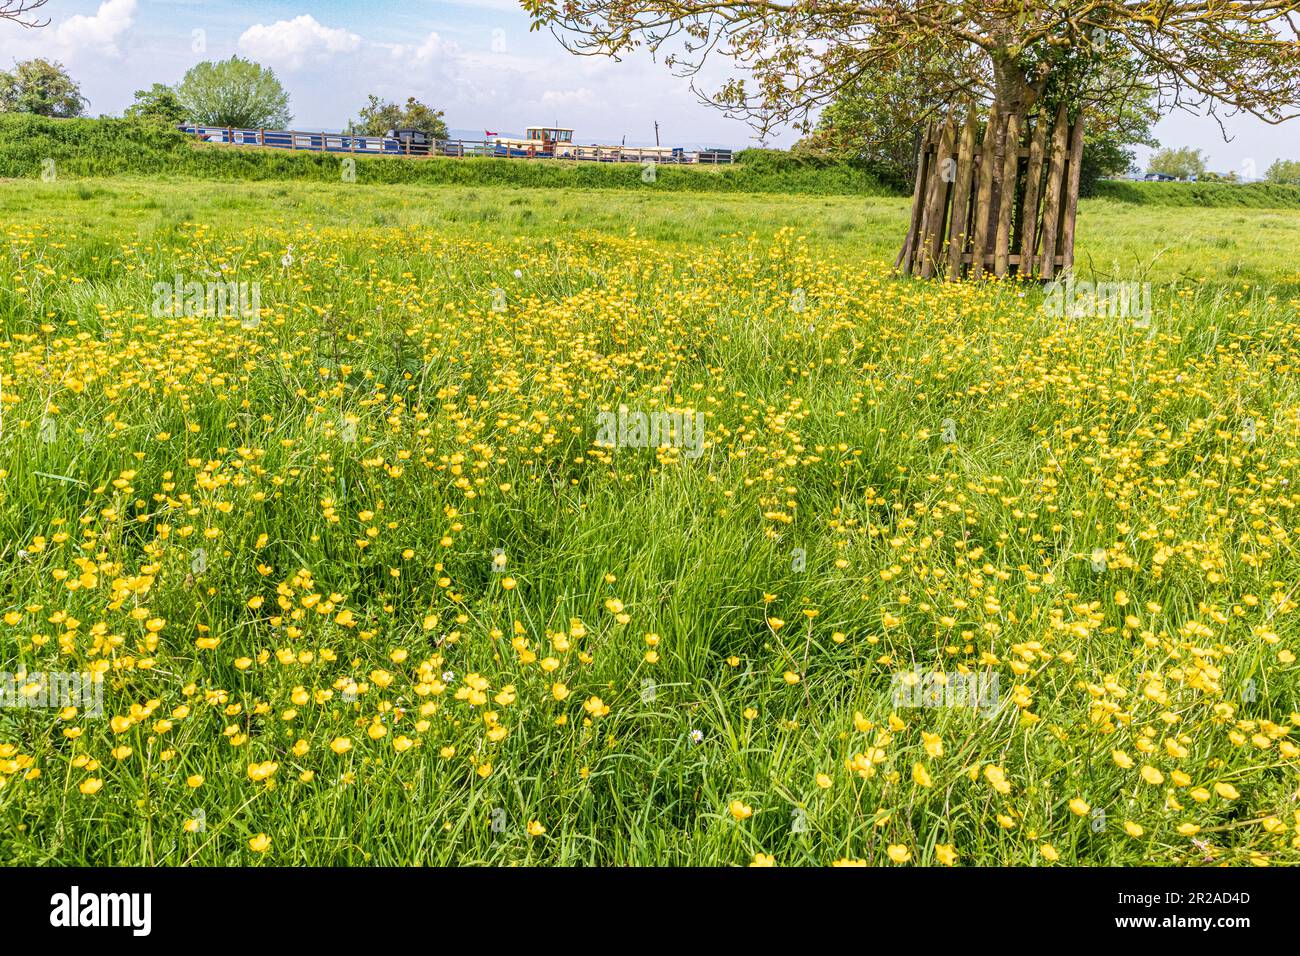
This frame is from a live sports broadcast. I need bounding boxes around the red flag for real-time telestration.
[485,130,498,137]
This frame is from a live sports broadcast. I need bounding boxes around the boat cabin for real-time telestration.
[525,127,574,146]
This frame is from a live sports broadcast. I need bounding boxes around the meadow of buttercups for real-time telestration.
[1,208,1298,866]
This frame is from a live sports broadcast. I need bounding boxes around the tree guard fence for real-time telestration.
[896,104,1084,281]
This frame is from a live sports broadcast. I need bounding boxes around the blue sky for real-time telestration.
[2,0,1296,166]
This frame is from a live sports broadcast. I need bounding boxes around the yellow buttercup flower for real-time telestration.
[886,844,911,864]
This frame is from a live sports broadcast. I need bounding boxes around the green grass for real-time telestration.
[0,177,1298,867]
[5,177,1299,289]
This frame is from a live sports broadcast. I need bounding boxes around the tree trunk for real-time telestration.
[984,56,1037,256]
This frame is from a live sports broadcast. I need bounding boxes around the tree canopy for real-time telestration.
[175,56,292,130]
[1266,157,1300,184]
[1146,145,1207,179]
[527,0,1300,138]
[124,83,189,125]
[349,95,449,139]
[0,58,86,118]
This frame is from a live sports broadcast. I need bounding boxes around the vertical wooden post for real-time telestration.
[920,119,956,278]
[1038,104,1071,281]
[969,105,1000,280]
[1060,117,1085,275]
[897,122,933,275]
[993,112,1022,277]
[1018,116,1049,277]
[945,112,978,279]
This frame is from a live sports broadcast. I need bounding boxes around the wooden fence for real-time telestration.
[896,104,1083,280]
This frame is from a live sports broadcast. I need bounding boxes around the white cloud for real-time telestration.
[539,88,597,109]
[238,15,362,71]
[55,0,137,57]
[383,31,456,65]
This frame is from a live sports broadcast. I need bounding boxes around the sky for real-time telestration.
[1,0,1296,166]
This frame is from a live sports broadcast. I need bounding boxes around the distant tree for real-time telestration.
[1,0,49,28]
[350,95,448,138]
[176,57,291,129]
[1265,159,1300,185]
[0,58,86,117]
[124,83,188,125]
[1147,146,1207,180]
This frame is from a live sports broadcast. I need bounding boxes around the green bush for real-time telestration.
[736,146,911,191]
